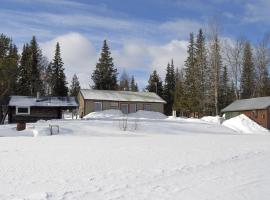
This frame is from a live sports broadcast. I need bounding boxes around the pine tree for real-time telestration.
[91,40,118,90]
[51,42,68,96]
[241,42,256,99]
[173,68,185,115]
[130,75,138,92]
[29,36,44,96]
[69,74,81,97]
[17,44,31,95]
[146,70,163,97]
[119,70,130,91]
[163,60,176,115]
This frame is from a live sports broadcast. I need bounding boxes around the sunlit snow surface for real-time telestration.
[0,112,269,200]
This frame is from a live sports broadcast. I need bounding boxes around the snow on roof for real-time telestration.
[9,96,78,107]
[221,96,270,112]
[80,89,166,103]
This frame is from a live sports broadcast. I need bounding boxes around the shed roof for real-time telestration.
[221,96,270,112]
[80,89,166,103]
[9,96,78,107]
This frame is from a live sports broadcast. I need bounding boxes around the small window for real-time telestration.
[129,104,137,113]
[262,114,265,119]
[94,102,102,112]
[16,106,30,115]
[120,104,129,114]
[110,102,119,109]
[144,104,151,111]
[252,110,258,118]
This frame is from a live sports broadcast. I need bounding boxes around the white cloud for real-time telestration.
[242,0,270,23]
[40,33,188,89]
[40,33,97,88]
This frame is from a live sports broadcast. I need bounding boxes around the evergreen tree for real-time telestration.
[119,70,130,91]
[240,42,256,99]
[183,33,200,115]
[146,70,163,97]
[163,60,176,115]
[194,29,208,115]
[173,68,185,115]
[51,42,68,96]
[44,62,53,95]
[130,75,139,92]
[17,44,31,95]
[91,40,118,90]
[29,36,44,96]
[69,74,81,97]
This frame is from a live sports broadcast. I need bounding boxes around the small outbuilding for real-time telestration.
[8,96,78,123]
[78,89,166,117]
[221,96,270,129]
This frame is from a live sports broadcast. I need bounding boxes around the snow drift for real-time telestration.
[201,116,224,124]
[83,109,124,119]
[222,114,269,134]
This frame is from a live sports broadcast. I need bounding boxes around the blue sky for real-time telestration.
[1,0,270,88]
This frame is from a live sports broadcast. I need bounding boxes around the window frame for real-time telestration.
[94,102,103,112]
[16,106,30,115]
[129,103,137,113]
[120,103,129,114]
[143,104,151,111]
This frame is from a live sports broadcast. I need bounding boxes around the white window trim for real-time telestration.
[94,102,103,112]
[16,106,30,115]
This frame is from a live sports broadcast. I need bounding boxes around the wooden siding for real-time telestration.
[81,99,164,116]
[8,107,62,123]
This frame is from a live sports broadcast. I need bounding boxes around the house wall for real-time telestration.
[82,99,164,116]
[78,91,85,117]
[8,107,61,123]
[225,109,269,129]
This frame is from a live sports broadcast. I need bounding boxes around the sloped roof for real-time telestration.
[221,96,270,112]
[80,89,166,103]
[9,96,78,107]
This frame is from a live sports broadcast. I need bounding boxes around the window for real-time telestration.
[94,102,102,112]
[120,104,129,114]
[252,110,258,118]
[129,104,137,113]
[144,104,151,111]
[16,106,30,115]
[110,102,119,109]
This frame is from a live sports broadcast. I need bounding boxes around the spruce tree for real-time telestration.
[29,36,44,96]
[51,42,68,96]
[17,44,31,95]
[195,29,208,115]
[130,75,138,92]
[119,70,130,91]
[163,60,176,115]
[91,40,118,90]
[146,70,163,97]
[173,68,185,116]
[183,33,200,115]
[240,42,256,99]
[70,74,81,97]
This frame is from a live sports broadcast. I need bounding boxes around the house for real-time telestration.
[221,96,270,129]
[78,89,166,117]
[8,96,78,123]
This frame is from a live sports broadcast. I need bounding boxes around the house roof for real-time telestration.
[221,96,270,113]
[9,96,78,108]
[80,89,166,103]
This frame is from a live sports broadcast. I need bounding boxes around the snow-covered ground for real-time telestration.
[0,111,270,200]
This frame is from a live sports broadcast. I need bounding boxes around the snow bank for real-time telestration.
[201,116,224,124]
[83,109,124,119]
[222,114,269,134]
[128,110,167,119]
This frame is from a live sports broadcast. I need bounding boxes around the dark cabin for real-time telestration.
[8,96,78,123]
[221,96,270,129]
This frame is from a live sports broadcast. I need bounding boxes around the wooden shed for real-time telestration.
[78,89,166,117]
[8,96,78,123]
[221,96,270,129]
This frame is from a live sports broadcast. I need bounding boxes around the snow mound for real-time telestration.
[128,110,167,119]
[83,109,124,119]
[222,114,269,134]
[201,116,224,124]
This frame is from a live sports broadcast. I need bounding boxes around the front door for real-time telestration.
[120,104,128,114]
